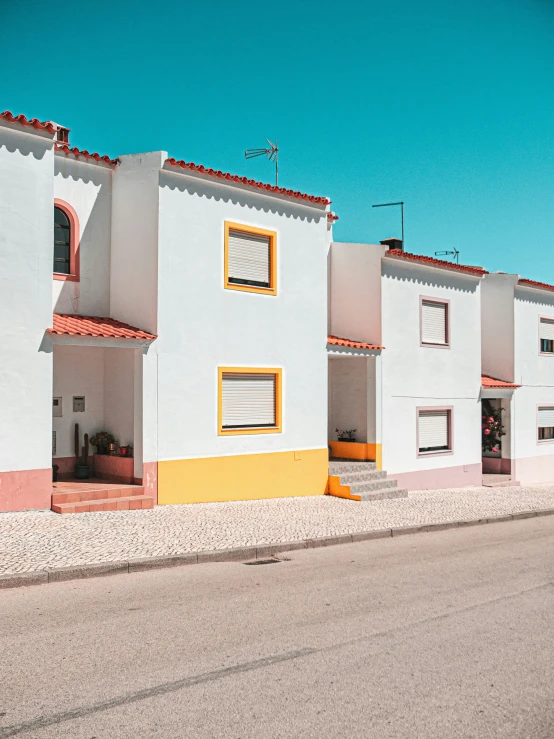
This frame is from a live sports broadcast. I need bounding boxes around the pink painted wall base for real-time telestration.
[93,454,134,484]
[482,457,511,474]
[388,462,482,491]
[513,454,554,484]
[143,461,158,505]
[0,468,52,511]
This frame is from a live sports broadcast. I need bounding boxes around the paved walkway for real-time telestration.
[2,484,554,575]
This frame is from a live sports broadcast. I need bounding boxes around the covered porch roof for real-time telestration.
[327,334,384,356]
[47,314,157,348]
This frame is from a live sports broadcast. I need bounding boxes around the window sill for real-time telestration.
[539,352,554,357]
[417,449,453,457]
[537,439,554,445]
[421,342,450,349]
[219,426,282,436]
[54,273,79,283]
[224,282,277,296]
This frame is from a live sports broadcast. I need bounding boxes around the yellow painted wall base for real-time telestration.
[329,441,382,469]
[327,475,361,501]
[158,448,329,505]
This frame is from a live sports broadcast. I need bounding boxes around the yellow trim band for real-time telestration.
[158,448,328,504]
[328,441,382,469]
[224,220,277,296]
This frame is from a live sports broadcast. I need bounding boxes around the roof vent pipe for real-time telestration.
[380,237,403,252]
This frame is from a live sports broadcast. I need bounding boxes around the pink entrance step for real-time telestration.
[51,481,154,514]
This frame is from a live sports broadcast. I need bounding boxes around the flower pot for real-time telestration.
[338,438,356,443]
[74,464,90,480]
[96,445,108,455]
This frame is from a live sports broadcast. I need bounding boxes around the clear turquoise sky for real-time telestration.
[2,0,553,279]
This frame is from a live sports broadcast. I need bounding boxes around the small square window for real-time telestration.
[421,299,449,346]
[538,406,554,441]
[219,368,282,435]
[53,397,63,417]
[224,222,277,295]
[418,409,452,454]
[539,319,554,354]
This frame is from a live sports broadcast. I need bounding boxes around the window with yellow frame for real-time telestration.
[218,367,282,435]
[224,221,277,295]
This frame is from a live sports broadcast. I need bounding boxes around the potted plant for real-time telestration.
[74,423,90,479]
[336,428,357,442]
[90,431,115,455]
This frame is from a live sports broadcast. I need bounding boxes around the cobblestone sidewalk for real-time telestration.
[2,484,554,576]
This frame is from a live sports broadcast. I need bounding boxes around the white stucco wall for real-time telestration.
[511,285,554,480]
[481,273,517,381]
[53,345,106,458]
[104,347,135,448]
[156,169,328,460]
[110,152,163,336]
[329,242,385,345]
[0,123,54,473]
[328,357,368,442]
[380,258,483,480]
[53,155,113,316]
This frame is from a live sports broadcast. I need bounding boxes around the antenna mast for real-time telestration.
[372,201,405,243]
[245,139,279,187]
[435,248,460,264]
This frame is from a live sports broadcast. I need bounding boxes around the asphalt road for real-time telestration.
[1,517,553,739]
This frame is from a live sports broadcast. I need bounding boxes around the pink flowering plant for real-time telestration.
[481,399,505,454]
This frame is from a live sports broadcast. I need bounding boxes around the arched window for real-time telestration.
[54,206,71,274]
[53,200,80,281]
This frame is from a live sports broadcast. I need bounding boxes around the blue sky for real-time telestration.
[2,0,553,279]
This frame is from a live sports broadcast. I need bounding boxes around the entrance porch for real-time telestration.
[480,375,520,487]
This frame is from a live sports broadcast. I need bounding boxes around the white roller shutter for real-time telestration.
[421,301,447,345]
[222,373,276,428]
[538,407,554,428]
[228,229,271,287]
[540,319,554,341]
[418,410,450,451]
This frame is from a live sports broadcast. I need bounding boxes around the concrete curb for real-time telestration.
[1,507,553,590]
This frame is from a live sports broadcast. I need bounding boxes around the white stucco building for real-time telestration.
[0,110,330,511]
[328,240,487,490]
[481,272,554,484]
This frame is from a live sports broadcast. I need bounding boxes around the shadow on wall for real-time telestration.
[0,125,52,160]
[53,158,113,316]
[382,260,481,294]
[159,169,326,224]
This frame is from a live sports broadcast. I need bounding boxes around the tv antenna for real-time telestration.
[245,139,279,187]
[372,201,404,243]
[435,248,460,264]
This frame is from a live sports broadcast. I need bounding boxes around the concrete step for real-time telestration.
[358,488,409,502]
[333,469,388,485]
[52,495,154,514]
[329,461,377,475]
[52,485,145,505]
[347,478,399,495]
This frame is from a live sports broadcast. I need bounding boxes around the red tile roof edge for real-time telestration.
[385,249,488,277]
[518,278,554,293]
[55,145,119,166]
[48,314,156,341]
[481,375,520,389]
[1,110,57,134]
[327,212,339,222]
[165,158,330,206]
[327,335,384,351]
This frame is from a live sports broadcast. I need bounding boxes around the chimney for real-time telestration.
[380,237,403,252]
[56,126,70,146]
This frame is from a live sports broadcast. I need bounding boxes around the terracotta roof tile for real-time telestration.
[0,110,56,134]
[48,314,156,341]
[518,278,554,293]
[55,145,118,166]
[385,249,487,277]
[328,335,384,350]
[327,212,339,222]
[482,375,520,389]
[165,158,330,206]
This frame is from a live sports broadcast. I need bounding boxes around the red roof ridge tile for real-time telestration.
[328,334,384,350]
[1,110,57,134]
[165,157,330,206]
[385,249,487,277]
[55,144,119,166]
[481,374,520,389]
[48,314,156,341]
[518,278,554,293]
